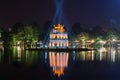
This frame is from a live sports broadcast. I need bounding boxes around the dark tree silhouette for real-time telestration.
[71,23,82,36]
[42,21,52,41]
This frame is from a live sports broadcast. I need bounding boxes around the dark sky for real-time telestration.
[0,0,120,27]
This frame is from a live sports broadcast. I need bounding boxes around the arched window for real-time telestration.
[57,34,60,39]
[66,34,68,39]
[49,43,51,47]
[50,34,52,39]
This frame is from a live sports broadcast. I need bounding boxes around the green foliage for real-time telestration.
[76,32,89,41]
[95,36,103,41]
[10,24,40,46]
[106,29,119,40]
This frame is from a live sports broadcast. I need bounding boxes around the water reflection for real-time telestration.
[1,46,120,80]
[49,51,69,77]
[76,47,120,62]
[0,47,4,63]
[12,46,39,66]
[76,50,94,61]
[8,47,120,64]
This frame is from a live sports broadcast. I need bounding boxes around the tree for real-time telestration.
[10,23,40,47]
[89,25,103,39]
[76,32,89,41]
[71,23,82,36]
[106,29,119,40]
[41,21,52,41]
[43,21,51,33]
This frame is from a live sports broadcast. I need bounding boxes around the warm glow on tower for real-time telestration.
[54,24,65,32]
[49,24,69,48]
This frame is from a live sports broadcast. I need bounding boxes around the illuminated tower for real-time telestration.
[49,24,69,48]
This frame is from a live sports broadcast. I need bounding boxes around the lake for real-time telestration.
[0,47,120,80]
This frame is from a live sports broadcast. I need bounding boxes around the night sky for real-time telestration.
[0,0,120,28]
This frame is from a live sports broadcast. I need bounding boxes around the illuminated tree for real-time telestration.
[76,32,89,41]
[106,29,119,40]
[11,24,40,47]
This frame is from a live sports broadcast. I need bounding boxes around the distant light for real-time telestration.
[99,40,103,43]
[91,40,94,43]
[99,40,106,44]
[112,39,116,41]
[99,47,106,52]
[72,46,76,48]
[45,45,48,48]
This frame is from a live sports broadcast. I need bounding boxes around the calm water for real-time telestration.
[0,47,120,80]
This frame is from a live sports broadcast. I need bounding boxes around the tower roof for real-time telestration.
[53,24,65,32]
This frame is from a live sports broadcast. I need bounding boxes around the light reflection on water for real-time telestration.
[75,47,120,63]
[3,47,119,65]
[48,51,69,77]
[0,47,120,79]
[0,47,4,63]
[9,46,39,66]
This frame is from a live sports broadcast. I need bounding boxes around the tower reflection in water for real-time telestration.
[49,51,69,77]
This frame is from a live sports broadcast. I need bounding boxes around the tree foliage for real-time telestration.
[71,23,82,36]
[106,29,119,40]
[76,32,89,41]
[10,24,40,46]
